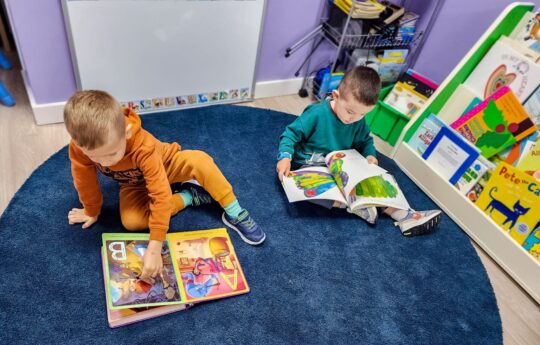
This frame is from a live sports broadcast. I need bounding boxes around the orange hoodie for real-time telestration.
[69,109,180,240]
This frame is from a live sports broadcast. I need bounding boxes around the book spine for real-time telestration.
[406,69,439,89]
[450,86,509,129]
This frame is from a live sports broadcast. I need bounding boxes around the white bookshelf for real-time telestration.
[390,2,540,303]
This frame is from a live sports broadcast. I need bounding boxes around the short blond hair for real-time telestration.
[64,90,125,150]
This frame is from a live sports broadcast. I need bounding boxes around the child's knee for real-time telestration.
[120,210,148,231]
[187,150,213,165]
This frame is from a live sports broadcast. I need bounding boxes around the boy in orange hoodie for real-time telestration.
[65,90,265,283]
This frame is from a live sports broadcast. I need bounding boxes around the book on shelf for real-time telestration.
[523,227,540,263]
[464,35,540,102]
[281,149,410,211]
[383,82,427,117]
[497,131,539,167]
[398,69,438,98]
[422,126,481,185]
[523,84,540,128]
[516,139,540,176]
[450,86,538,158]
[408,113,447,155]
[437,83,482,124]
[102,228,249,327]
[509,11,540,53]
[476,163,540,245]
[455,157,492,196]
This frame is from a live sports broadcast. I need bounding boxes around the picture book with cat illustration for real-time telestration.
[281,149,410,211]
[450,86,537,158]
[475,163,540,244]
[102,228,249,327]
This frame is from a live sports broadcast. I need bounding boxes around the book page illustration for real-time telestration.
[325,150,388,197]
[281,166,347,204]
[168,229,249,303]
[349,173,410,210]
[103,236,183,309]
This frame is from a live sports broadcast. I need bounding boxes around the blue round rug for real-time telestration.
[0,105,501,344]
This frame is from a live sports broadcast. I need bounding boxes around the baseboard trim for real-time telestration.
[21,71,66,125]
[254,78,306,99]
[26,76,308,125]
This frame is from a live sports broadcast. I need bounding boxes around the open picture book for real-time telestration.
[101,228,249,327]
[282,149,410,210]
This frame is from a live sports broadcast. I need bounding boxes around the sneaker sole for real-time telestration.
[221,213,266,245]
[401,213,442,237]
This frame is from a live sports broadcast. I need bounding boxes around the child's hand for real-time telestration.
[140,240,163,285]
[276,158,291,181]
[366,155,378,165]
[68,208,98,229]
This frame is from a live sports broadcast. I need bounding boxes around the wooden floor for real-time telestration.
[0,56,539,344]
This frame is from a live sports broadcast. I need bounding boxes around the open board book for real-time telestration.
[102,228,249,327]
[282,149,410,210]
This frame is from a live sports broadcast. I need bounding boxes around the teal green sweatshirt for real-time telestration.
[279,100,376,167]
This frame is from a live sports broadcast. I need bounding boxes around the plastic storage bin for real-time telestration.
[365,84,410,146]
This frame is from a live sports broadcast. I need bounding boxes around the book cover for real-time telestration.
[451,86,537,158]
[497,131,538,166]
[101,248,190,328]
[455,157,491,195]
[437,83,482,124]
[516,140,540,176]
[383,82,427,117]
[407,113,447,155]
[398,69,438,98]
[523,84,540,128]
[422,126,480,185]
[522,227,540,263]
[509,11,540,53]
[476,163,540,244]
[168,228,250,303]
[464,36,540,102]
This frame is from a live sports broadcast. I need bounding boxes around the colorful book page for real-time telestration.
[102,233,184,310]
[168,228,250,303]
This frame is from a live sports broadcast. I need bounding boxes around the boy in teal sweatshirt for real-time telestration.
[276,66,441,236]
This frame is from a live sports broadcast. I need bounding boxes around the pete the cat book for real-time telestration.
[476,163,540,245]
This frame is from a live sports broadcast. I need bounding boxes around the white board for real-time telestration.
[62,0,265,113]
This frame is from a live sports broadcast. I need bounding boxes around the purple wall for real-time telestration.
[4,0,540,104]
[4,0,77,104]
[412,0,540,83]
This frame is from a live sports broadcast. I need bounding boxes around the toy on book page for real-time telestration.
[102,234,184,310]
[168,228,249,303]
[101,247,189,328]
[476,163,540,245]
[281,166,348,204]
[348,173,410,210]
[324,149,388,198]
[451,86,537,158]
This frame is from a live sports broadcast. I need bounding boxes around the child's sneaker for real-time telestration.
[222,210,266,245]
[348,206,378,224]
[172,182,215,207]
[395,210,442,236]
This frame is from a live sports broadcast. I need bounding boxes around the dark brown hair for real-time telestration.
[338,66,381,105]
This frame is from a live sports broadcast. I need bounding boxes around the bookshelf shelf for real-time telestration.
[390,2,540,304]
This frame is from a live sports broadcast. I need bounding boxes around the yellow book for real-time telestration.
[476,162,540,244]
[516,142,540,176]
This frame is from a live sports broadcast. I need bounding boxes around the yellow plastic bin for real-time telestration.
[365,84,410,147]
